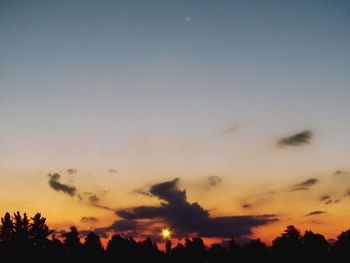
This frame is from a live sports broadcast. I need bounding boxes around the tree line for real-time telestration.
[0,212,350,262]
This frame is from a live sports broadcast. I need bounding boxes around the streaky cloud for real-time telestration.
[290,178,319,192]
[278,130,313,147]
[86,193,114,211]
[81,217,98,223]
[305,211,326,217]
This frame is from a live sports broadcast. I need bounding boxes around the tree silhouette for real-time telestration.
[184,237,207,262]
[106,234,137,261]
[165,240,172,254]
[30,213,52,249]
[242,239,269,261]
[83,231,104,260]
[227,238,241,261]
[0,212,14,243]
[208,243,228,262]
[301,230,329,260]
[2,211,350,262]
[63,226,82,259]
[333,229,350,259]
[272,225,302,260]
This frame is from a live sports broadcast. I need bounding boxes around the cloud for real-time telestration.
[242,204,252,209]
[85,193,113,211]
[223,124,240,135]
[134,188,153,197]
[89,194,100,204]
[320,195,331,201]
[208,176,222,187]
[110,220,141,231]
[319,195,340,204]
[277,130,313,147]
[48,173,76,197]
[290,178,319,192]
[91,219,143,239]
[184,16,191,23]
[115,178,277,238]
[66,168,77,174]
[334,170,348,175]
[305,211,327,217]
[108,169,117,173]
[81,217,98,223]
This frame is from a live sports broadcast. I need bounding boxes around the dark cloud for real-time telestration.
[242,204,252,209]
[305,211,326,217]
[81,217,98,223]
[320,195,331,201]
[110,220,141,231]
[116,178,277,238]
[290,178,319,191]
[66,168,77,174]
[108,169,117,173]
[208,176,222,187]
[91,219,142,238]
[278,130,313,147]
[320,195,340,205]
[48,173,76,197]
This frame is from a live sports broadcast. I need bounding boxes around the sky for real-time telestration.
[1,0,350,244]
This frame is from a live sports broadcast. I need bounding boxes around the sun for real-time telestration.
[162,228,171,239]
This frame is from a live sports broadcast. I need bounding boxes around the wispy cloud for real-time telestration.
[305,211,326,217]
[334,170,348,175]
[85,192,113,211]
[66,168,77,175]
[134,188,153,197]
[184,16,191,23]
[290,178,319,192]
[222,124,240,135]
[278,130,313,147]
[81,217,98,223]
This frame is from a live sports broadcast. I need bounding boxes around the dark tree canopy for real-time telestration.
[0,212,348,262]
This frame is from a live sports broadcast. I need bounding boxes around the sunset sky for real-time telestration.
[1,0,350,244]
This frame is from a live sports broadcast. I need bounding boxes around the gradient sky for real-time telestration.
[1,0,350,244]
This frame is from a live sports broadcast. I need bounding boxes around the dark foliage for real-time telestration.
[0,212,348,262]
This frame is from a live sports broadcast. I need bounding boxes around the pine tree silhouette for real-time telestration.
[1,211,350,262]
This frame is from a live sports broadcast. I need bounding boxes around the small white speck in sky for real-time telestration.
[184,16,191,23]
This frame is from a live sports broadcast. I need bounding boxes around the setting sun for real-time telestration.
[162,228,171,239]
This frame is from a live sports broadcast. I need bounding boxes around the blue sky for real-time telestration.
[0,0,350,241]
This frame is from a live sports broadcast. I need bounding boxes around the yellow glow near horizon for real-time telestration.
[162,228,171,239]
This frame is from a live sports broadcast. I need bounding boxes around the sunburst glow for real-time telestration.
[162,228,171,239]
